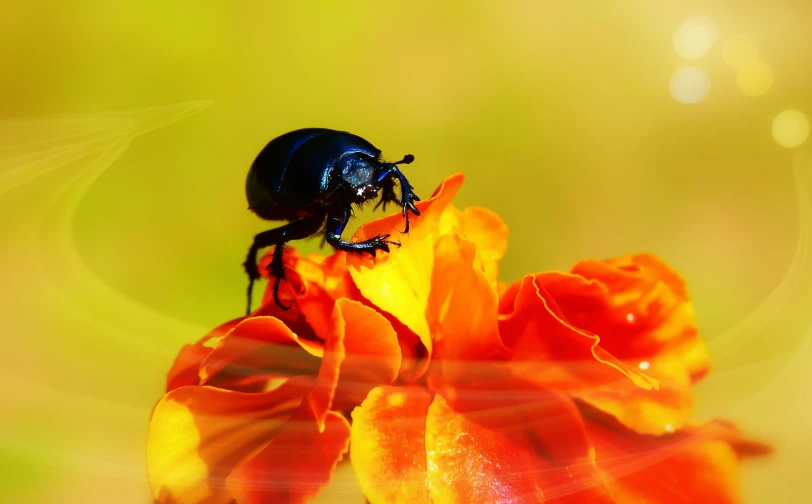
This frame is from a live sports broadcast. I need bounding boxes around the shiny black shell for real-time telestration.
[246,128,381,220]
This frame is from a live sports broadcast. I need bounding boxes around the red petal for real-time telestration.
[499,275,655,392]
[329,299,402,410]
[199,317,322,391]
[228,408,351,504]
[166,344,211,392]
[567,254,709,380]
[583,409,767,504]
[425,392,613,503]
[536,257,708,434]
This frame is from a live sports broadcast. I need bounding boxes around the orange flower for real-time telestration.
[147,174,769,503]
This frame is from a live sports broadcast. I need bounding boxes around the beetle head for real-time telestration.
[337,153,378,201]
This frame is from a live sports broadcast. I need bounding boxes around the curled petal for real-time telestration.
[164,314,251,392]
[349,174,465,366]
[147,378,311,503]
[199,317,322,392]
[567,254,709,380]
[537,257,708,434]
[499,275,656,392]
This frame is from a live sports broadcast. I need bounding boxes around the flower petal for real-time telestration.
[438,205,508,284]
[583,410,761,504]
[147,378,311,503]
[536,256,708,434]
[329,298,402,410]
[499,275,656,393]
[166,344,211,392]
[254,252,333,342]
[350,386,434,504]
[199,317,322,392]
[428,234,508,384]
[427,382,614,503]
[227,408,351,504]
[348,174,465,362]
[568,254,709,380]
[425,392,614,503]
[304,297,404,429]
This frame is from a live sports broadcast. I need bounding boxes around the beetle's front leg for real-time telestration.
[325,207,400,256]
[375,165,421,233]
[373,176,399,212]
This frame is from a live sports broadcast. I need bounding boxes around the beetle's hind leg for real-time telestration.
[243,215,326,314]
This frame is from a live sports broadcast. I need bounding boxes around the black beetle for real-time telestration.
[243,128,420,314]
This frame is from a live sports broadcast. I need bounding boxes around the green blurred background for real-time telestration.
[1,1,811,502]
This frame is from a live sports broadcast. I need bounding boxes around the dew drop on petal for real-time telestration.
[626,313,636,323]
[639,361,650,371]
[665,424,675,433]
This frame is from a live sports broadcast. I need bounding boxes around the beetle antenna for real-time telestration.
[392,154,415,165]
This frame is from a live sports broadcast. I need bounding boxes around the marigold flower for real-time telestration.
[147,173,769,503]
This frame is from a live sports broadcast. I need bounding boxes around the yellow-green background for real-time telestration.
[2,1,810,503]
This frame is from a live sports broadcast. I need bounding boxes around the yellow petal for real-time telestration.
[147,379,310,503]
[350,386,434,504]
[349,174,464,365]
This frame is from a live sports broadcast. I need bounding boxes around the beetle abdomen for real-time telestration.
[246,128,333,219]
[246,128,382,221]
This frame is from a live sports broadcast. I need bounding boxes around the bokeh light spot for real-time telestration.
[772,109,810,148]
[669,67,711,104]
[722,34,758,69]
[736,59,773,97]
[673,16,718,59]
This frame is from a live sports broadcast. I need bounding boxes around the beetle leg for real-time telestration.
[374,165,421,233]
[325,207,401,255]
[373,176,399,212]
[243,214,326,314]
